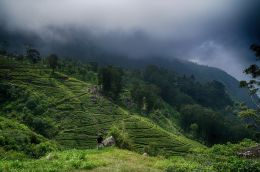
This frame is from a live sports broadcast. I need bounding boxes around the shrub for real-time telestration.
[189,123,198,138]
[165,166,189,172]
[0,136,5,146]
[213,157,260,172]
[209,139,257,156]
[24,117,58,138]
[26,99,38,111]
[31,141,57,158]
[2,151,28,160]
[144,142,158,156]
[108,126,132,150]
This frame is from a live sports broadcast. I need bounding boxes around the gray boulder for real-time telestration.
[102,136,115,147]
[142,152,148,157]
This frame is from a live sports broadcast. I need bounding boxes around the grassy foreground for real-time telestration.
[0,148,214,172]
[1,141,260,172]
[1,148,165,172]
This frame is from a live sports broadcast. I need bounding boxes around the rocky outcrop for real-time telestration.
[142,152,148,157]
[237,145,260,158]
[102,136,115,147]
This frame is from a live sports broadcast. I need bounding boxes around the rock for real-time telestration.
[46,153,55,160]
[237,145,260,158]
[102,136,115,147]
[142,152,148,157]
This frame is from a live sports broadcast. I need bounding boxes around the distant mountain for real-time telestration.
[158,58,257,108]
[95,56,257,108]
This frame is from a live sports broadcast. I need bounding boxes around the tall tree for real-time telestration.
[98,66,123,100]
[239,44,260,139]
[47,54,59,73]
[26,47,41,63]
[0,41,8,55]
[240,44,260,108]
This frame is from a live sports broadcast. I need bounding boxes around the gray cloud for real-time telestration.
[0,0,259,80]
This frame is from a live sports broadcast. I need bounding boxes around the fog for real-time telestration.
[0,0,259,80]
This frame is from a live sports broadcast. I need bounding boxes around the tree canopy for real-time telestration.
[26,47,41,63]
[47,54,59,73]
[240,44,260,99]
[98,66,123,100]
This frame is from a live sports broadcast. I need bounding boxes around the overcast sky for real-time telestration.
[0,0,259,80]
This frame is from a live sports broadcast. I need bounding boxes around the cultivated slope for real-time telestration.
[0,57,199,156]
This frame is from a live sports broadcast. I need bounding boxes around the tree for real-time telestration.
[15,54,24,61]
[98,66,123,100]
[240,44,260,108]
[26,47,41,63]
[238,108,260,139]
[88,62,98,72]
[130,82,161,112]
[0,41,8,55]
[47,54,58,73]
[79,66,87,81]
[180,104,251,144]
[190,123,199,138]
[239,44,260,138]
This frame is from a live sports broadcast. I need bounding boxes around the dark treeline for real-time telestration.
[123,65,256,145]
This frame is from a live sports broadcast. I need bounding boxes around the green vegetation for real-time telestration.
[0,56,196,157]
[123,65,256,145]
[46,54,59,74]
[0,116,57,159]
[25,47,41,64]
[0,52,259,171]
[98,65,123,100]
[239,44,260,133]
[1,140,259,172]
[240,44,260,97]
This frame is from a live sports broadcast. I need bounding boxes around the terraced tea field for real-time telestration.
[0,57,198,155]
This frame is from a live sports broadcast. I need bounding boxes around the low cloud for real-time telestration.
[0,0,259,80]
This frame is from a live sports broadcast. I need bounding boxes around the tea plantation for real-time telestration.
[0,56,259,171]
[0,57,196,156]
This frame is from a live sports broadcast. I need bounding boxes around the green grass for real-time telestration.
[0,147,218,172]
[1,144,259,172]
[0,148,165,172]
[5,148,205,171]
[0,56,201,156]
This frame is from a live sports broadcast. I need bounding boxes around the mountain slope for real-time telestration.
[166,59,256,108]
[0,56,200,156]
[98,56,256,108]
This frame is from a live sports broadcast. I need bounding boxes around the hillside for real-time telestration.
[166,59,258,108]
[0,56,199,157]
[0,55,259,171]
[0,116,56,158]
[96,56,257,108]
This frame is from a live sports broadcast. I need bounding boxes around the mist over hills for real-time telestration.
[0,26,257,108]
